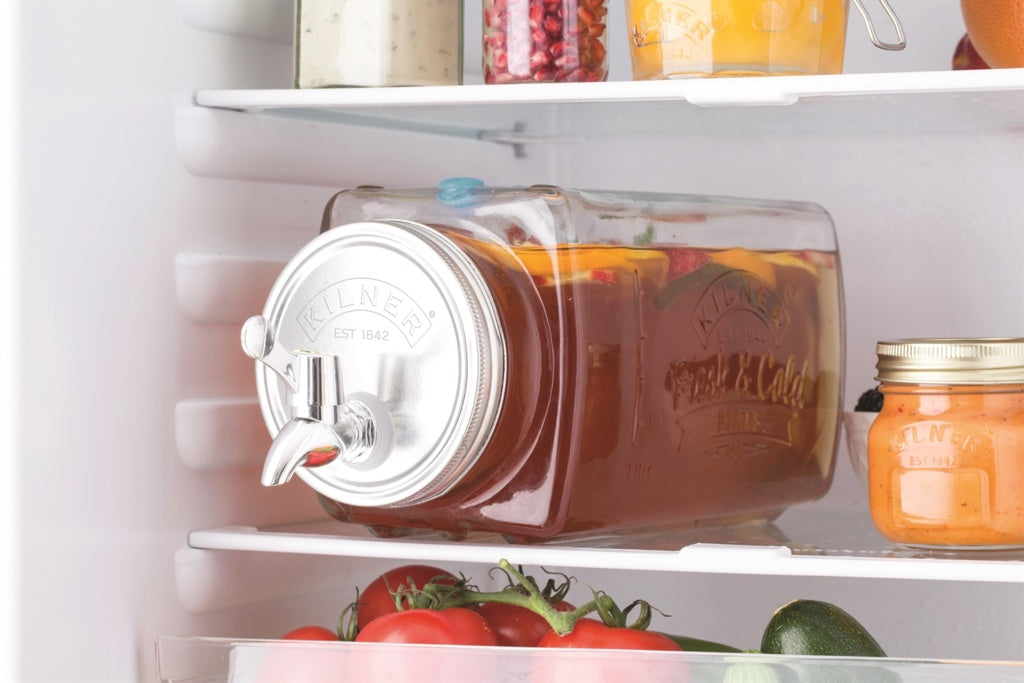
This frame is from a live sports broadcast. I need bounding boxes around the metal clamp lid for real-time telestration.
[853,0,907,51]
[245,220,507,508]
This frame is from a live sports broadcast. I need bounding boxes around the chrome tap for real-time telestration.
[241,315,376,486]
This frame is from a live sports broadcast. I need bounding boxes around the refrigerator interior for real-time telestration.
[3,0,1023,680]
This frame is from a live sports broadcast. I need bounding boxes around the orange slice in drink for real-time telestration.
[468,238,670,287]
[763,251,823,277]
[512,244,668,284]
[710,248,828,289]
[710,248,778,287]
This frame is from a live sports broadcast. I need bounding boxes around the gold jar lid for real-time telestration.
[875,337,1024,385]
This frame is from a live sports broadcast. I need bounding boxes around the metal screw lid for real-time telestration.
[875,337,1024,385]
[253,220,507,508]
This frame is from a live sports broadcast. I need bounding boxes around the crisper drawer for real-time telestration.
[156,636,1023,683]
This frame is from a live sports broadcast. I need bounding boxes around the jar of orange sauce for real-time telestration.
[868,338,1024,548]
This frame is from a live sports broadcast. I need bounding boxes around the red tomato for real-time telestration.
[351,611,499,683]
[477,600,575,647]
[257,629,342,682]
[355,607,499,646]
[280,625,339,641]
[356,564,458,630]
[533,619,688,683]
[537,618,682,651]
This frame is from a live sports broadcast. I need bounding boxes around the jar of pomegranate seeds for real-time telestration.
[483,0,609,84]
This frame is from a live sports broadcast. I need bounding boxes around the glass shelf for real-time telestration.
[187,505,1024,584]
[195,69,1024,145]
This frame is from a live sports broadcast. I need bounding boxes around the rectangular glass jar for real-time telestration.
[295,0,463,87]
[292,183,845,543]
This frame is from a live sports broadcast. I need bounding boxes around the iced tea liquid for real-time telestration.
[319,237,842,541]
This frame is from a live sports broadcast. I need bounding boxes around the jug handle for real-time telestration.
[852,0,907,51]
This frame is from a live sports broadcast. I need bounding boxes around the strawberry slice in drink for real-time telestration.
[667,248,711,280]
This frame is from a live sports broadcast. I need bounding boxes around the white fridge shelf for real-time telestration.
[195,69,1024,145]
[187,510,1024,584]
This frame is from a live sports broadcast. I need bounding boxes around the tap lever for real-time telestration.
[241,315,299,392]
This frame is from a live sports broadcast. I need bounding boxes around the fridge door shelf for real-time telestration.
[194,69,1024,147]
[185,513,1024,585]
[156,635,1024,683]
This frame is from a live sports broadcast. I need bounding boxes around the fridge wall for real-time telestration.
[4,1,1023,681]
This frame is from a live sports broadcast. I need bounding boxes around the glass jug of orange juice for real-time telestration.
[626,0,905,78]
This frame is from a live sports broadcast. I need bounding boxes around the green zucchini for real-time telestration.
[658,632,743,653]
[760,599,887,657]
